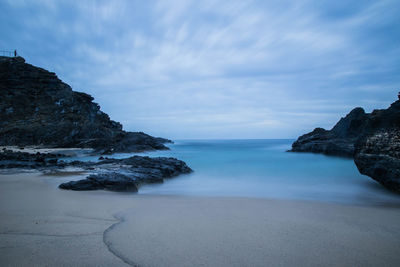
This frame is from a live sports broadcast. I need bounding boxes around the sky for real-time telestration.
[1,0,399,139]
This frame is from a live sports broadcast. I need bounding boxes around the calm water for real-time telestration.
[136,139,400,205]
[72,139,400,205]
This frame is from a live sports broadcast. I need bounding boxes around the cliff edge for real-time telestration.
[353,101,400,192]
[0,56,170,153]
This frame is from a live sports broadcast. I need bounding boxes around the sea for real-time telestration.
[73,139,400,205]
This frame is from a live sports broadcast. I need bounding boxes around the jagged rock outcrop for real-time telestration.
[0,149,193,192]
[0,56,193,192]
[0,56,170,153]
[59,173,139,192]
[0,149,64,169]
[59,156,193,191]
[290,107,368,157]
[354,101,400,192]
[291,99,400,192]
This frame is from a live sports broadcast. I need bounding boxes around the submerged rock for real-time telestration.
[0,56,170,153]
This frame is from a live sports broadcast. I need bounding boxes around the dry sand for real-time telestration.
[1,171,400,266]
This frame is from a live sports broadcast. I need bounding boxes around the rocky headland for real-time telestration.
[290,107,367,157]
[290,100,400,193]
[353,101,400,192]
[0,56,192,191]
[0,56,170,154]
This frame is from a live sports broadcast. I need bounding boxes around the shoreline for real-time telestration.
[1,171,400,266]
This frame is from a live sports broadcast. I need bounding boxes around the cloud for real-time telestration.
[1,0,399,139]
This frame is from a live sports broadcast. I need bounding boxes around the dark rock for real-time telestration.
[47,158,58,164]
[0,56,193,192]
[95,132,171,154]
[59,156,193,192]
[87,156,193,186]
[290,107,368,157]
[100,156,194,179]
[59,173,138,192]
[291,99,400,192]
[0,149,63,168]
[354,101,400,192]
[0,56,170,153]
[0,148,192,192]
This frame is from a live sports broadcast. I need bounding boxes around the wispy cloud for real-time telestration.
[1,0,399,138]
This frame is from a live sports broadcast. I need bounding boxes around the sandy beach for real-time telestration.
[1,172,400,267]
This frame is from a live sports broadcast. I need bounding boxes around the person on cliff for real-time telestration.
[14,50,17,57]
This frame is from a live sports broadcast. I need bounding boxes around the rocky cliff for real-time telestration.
[290,100,400,192]
[290,107,368,157]
[354,101,400,192]
[0,56,169,153]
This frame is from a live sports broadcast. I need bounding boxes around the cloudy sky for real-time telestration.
[1,0,399,139]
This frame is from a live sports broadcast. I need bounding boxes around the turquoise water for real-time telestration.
[135,139,400,205]
[69,139,400,205]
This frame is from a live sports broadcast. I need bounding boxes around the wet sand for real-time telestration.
[1,172,400,266]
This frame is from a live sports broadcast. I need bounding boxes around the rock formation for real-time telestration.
[0,149,193,192]
[354,101,400,192]
[290,107,368,157]
[0,149,63,169]
[291,99,400,192]
[0,56,193,193]
[60,155,193,191]
[58,156,193,191]
[59,173,139,192]
[0,56,169,153]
